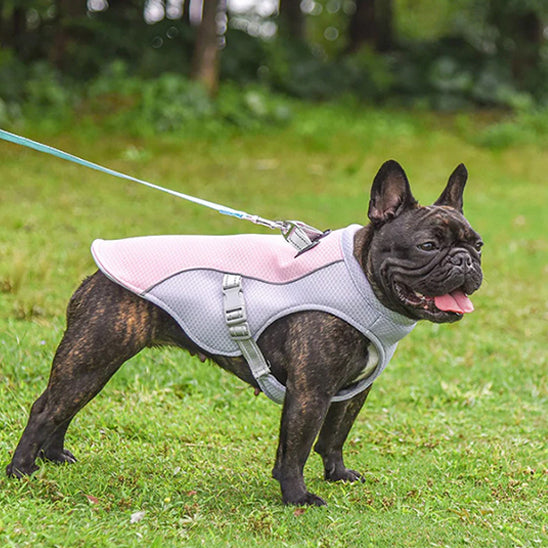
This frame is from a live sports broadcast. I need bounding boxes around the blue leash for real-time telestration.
[0,128,326,253]
[0,128,257,221]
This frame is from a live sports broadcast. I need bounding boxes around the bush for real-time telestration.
[0,54,75,126]
[83,63,293,135]
[261,41,394,101]
[139,74,215,132]
[388,36,541,111]
[474,107,548,148]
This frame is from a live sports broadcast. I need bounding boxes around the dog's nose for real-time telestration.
[450,251,473,270]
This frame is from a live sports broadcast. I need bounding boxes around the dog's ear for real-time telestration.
[368,160,418,225]
[434,163,467,213]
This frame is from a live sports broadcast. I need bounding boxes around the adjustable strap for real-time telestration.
[222,274,286,404]
[222,274,378,405]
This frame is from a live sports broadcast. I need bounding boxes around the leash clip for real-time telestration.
[281,221,331,256]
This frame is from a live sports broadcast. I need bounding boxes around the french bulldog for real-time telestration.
[6,160,483,506]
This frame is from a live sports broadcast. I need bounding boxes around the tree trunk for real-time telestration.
[347,0,376,53]
[278,0,305,41]
[510,11,543,83]
[486,1,544,86]
[347,0,394,53]
[10,7,26,52]
[375,0,393,52]
[182,0,191,25]
[0,0,4,47]
[191,0,222,96]
[51,0,88,69]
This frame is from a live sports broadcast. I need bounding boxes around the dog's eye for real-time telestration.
[474,241,484,252]
[417,242,437,251]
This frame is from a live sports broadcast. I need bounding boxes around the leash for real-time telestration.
[0,128,328,254]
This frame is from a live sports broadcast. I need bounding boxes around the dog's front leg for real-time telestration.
[314,386,371,482]
[273,387,331,506]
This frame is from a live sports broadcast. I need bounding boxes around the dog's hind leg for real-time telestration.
[6,272,157,477]
[314,386,371,482]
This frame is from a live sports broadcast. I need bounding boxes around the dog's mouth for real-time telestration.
[395,283,474,318]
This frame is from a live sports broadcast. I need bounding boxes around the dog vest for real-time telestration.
[91,224,416,403]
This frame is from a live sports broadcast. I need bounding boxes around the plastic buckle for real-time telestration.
[223,277,246,323]
[228,322,252,340]
[226,306,246,326]
[222,274,250,339]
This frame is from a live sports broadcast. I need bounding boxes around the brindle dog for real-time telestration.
[7,160,483,506]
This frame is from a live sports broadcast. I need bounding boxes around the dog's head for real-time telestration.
[359,160,483,323]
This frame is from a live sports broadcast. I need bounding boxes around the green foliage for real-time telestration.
[76,16,195,80]
[2,0,547,118]
[0,56,294,135]
[139,74,215,132]
[220,28,269,83]
[247,30,546,108]
[132,76,292,133]
[0,53,74,126]
[270,0,548,107]
[215,84,293,130]
[391,37,541,110]
[23,62,74,114]
[2,51,548,151]
[262,41,394,101]
[396,0,467,40]
[87,65,293,135]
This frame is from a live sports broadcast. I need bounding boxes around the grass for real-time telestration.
[0,104,546,547]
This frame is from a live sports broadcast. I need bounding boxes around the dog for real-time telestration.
[6,160,483,506]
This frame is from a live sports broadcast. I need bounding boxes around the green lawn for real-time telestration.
[0,106,546,547]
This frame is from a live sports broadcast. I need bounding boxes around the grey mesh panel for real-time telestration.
[143,225,416,387]
[146,261,367,356]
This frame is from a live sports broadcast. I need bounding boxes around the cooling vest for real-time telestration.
[91,224,416,392]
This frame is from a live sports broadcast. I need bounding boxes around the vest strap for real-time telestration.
[222,274,286,404]
[222,274,377,405]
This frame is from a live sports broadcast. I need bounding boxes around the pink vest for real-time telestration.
[91,225,416,387]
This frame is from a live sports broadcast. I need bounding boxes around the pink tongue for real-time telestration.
[434,290,474,314]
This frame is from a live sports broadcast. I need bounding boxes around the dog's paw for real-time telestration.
[284,491,327,507]
[39,448,77,465]
[6,461,39,478]
[324,465,365,483]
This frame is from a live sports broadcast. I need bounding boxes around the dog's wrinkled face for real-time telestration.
[364,160,483,323]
